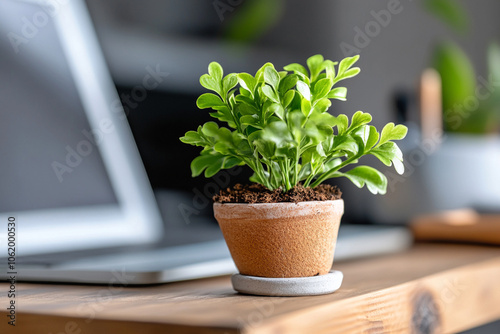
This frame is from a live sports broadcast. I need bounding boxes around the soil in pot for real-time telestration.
[213,183,341,204]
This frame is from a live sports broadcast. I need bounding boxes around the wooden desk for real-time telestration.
[1,244,500,334]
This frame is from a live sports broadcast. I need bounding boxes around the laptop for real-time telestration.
[0,0,412,285]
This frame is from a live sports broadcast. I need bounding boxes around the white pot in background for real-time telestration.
[356,134,500,224]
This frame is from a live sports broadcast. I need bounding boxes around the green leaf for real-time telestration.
[323,60,337,80]
[200,121,220,137]
[238,73,257,95]
[298,163,312,181]
[207,156,241,178]
[278,74,298,95]
[264,66,280,90]
[315,143,326,157]
[283,63,308,78]
[239,87,252,98]
[342,166,387,195]
[191,152,241,178]
[282,90,295,108]
[322,158,342,172]
[371,142,405,174]
[365,125,379,150]
[336,114,349,135]
[196,93,225,109]
[199,74,221,94]
[235,94,255,106]
[191,153,215,177]
[308,109,337,127]
[261,85,279,103]
[392,125,408,140]
[338,55,359,76]
[200,123,234,147]
[269,103,285,120]
[288,110,306,142]
[302,124,328,144]
[370,151,391,166]
[255,139,276,158]
[208,62,223,80]
[301,98,312,117]
[313,78,333,100]
[311,98,331,114]
[327,87,347,101]
[348,111,372,133]
[261,121,293,144]
[212,131,251,157]
[276,144,297,159]
[381,142,403,160]
[257,121,295,158]
[379,123,408,145]
[287,89,302,110]
[337,67,361,82]
[334,135,360,156]
[179,130,206,147]
[209,108,236,128]
[261,100,275,119]
[307,54,324,82]
[296,81,311,101]
[255,62,274,83]
[236,102,258,116]
[223,73,238,96]
[240,114,260,128]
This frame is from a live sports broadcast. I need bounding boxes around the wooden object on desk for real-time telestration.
[411,209,500,245]
[2,244,500,334]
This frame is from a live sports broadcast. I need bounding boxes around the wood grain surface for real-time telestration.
[1,244,500,334]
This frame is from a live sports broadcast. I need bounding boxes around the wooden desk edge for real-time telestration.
[1,244,500,334]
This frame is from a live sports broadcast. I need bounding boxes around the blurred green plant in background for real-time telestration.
[222,0,284,42]
[425,0,500,134]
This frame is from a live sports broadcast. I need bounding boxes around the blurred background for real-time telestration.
[1,0,499,331]
[84,0,500,226]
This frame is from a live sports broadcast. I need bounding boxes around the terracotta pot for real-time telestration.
[213,200,344,278]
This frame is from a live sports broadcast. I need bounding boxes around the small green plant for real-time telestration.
[180,55,407,194]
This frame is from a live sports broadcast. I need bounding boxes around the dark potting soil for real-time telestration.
[213,183,342,204]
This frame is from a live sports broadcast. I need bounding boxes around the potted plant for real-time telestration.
[180,54,407,295]
[402,1,500,216]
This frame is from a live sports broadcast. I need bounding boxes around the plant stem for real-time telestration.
[293,149,299,186]
[310,155,356,188]
[279,159,292,192]
[303,165,317,188]
[244,156,272,190]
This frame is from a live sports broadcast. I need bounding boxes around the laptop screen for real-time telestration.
[0,0,118,212]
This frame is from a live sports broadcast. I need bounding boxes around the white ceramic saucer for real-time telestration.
[231,270,343,296]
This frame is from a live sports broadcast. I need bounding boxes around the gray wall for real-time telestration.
[88,0,500,125]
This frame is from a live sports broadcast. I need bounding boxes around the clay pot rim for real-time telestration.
[214,199,344,220]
